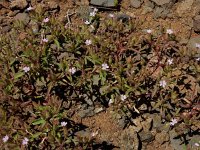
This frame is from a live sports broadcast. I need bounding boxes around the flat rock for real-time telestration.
[130,0,142,8]
[138,131,155,143]
[90,0,118,7]
[155,132,169,144]
[175,0,194,17]
[14,13,30,25]
[193,15,200,33]
[151,0,172,6]
[10,0,28,10]
[187,36,200,50]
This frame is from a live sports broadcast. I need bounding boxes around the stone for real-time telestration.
[176,0,194,17]
[169,129,185,150]
[155,132,169,144]
[130,0,142,8]
[90,0,118,7]
[10,0,28,10]
[138,131,154,143]
[193,15,200,33]
[75,129,91,139]
[94,107,104,114]
[78,107,95,118]
[151,0,172,6]
[14,13,30,25]
[1,25,11,33]
[187,36,200,50]
[153,7,170,19]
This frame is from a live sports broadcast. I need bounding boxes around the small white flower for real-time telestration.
[102,63,109,70]
[166,29,173,34]
[196,57,200,61]
[2,135,9,143]
[91,130,98,137]
[43,18,49,23]
[146,29,152,34]
[42,38,48,43]
[84,20,90,25]
[195,43,200,48]
[93,8,98,12]
[23,66,30,73]
[85,39,92,45]
[109,14,114,18]
[120,95,127,101]
[90,11,96,17]
[61,121,67,127]
[194,143,200,147]
[109,99,114,105]
[170,118,178,126]
[159,80,167,88]
[26,6,34,11]
[22,137,29,145]
[167,58,173,65]
[69,67,76,75]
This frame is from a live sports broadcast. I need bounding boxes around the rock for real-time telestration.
[141,118,152,131]
[153,7,170,19]
[169,129,184,150]
[14,13,30,25]
[78,107,95,118]
[130,0,142,8]
[193,15,200,33]
[90,0,118,7]
[131,117,143,132]
[75,129,91,139]
[187,36,200,50]
[94,107,104,114]
[7,10,20,17]
[1,25,11,33]
[175,0,194,17]
[155,132,169,144]
[151,0,172,6]
[10,0,28,10]
[138,131,154,143]
[152,114,162,129]
[118,116,129,129]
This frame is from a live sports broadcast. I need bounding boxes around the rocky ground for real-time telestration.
[0,0,200,149]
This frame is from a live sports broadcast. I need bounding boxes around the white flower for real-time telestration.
[102,63,109,70]
[22,137,29,145]
[26,6,34,11]
[195,43,200,48]
[170,118,178,126]
[23,66,30,73]
[109,14,114,18]
[2,135,9,143]
[166,29,173,34]
[167,58,173,65]
[84,20,90,25]
[85,39,92,45]
[69,67,76,75]
[159,80,167,88]
[91,130,98,137]
[93,8,98,12]
[146,29,152,34]
[61,121,67,127]
[194,143,200,147]
[196,57,200,61]
[90,11,96,17]
[42,38,48,43]
[121,95,127,101]
[43,18,49,23]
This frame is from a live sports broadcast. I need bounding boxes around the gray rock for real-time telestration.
[14,13,30,25]
[155,132,169,144]
[94,107,104,114]
[138,131,154,143]
[130,0,142,8]
[118,117,129,129]
[152,114,162,129]
[78,107,95,118]
[90,0,118,7]
[10,0,28,10]
[193,15,200,33]
[75,129,91,139]
[1,25,11,33]
[169,129,185,150]
[151,0,172,6]
[187,36,200,50]
[153,7,170,19]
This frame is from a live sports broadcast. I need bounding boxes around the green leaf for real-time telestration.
[32,132,42,139]
[14,72,24,79]
[92,75,100,85]
[32,118,46,125]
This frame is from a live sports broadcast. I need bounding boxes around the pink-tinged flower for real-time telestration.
[93,8,98,12]
[167,58,173,65]
[26,6,34,11]
[109,14,114,18]
[85,39,92,45]
[166,29,173,34]
[195,43,200,48]
[23,66,30,73]
[22,137,29,145]
[90,11,96,17]
[43,18,49,23]
[120,95,127,101]
[159,80,167,88]
[146,29,152,34]
[42,38,48,43]
[61,121,67,127]
[170,118,178,126]
[84,20,90,25]
[102,63,109,70]
[69,67,76,75]
[2,135,9,143]
[194,143,200,147]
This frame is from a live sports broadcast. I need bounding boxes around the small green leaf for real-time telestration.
[32,132,42,139]
[14,72,24,79]
[32,118,46,125]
